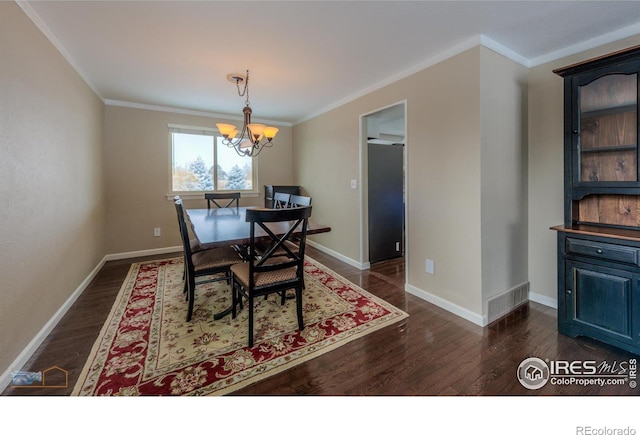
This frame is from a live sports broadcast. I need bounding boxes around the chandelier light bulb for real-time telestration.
[247,123,266,142]
[263,126,279,140]
[216,123,236,138]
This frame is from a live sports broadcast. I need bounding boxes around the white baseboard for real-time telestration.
[405,283,486,327]
[306,240,369,270]
[404,283,559,330]
[104,245,182,261]
[0,255,107,392]
[0,245,184,392]
[529,291,557,309]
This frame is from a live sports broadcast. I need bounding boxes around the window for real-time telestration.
[170,125,255,193]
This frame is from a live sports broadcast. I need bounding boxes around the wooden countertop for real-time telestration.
[551,224,640,243]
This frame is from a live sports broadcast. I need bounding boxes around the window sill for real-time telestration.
[166,192,259,201]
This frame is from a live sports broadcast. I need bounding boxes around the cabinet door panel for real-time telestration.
[567,261,633,338]
[574,64,639,185]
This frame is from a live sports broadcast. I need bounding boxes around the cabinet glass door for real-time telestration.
[578,72,638,183]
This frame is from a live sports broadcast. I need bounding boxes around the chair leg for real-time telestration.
[231,281,238,319]
[183,264,188,298]
[186,274,196,322]
[186,284,194,322]
[248,294,254,347]
[296,286,304,331]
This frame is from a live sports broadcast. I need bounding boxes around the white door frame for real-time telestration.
[358,100,408,275]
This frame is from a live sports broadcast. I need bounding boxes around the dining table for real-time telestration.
[185,206,331,249]
[185,206,331,319]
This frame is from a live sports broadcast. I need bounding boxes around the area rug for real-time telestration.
[72,256,408,396]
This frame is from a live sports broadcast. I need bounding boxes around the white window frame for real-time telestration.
[168,124,259,198]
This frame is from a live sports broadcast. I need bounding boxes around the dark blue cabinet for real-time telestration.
[558,236,640,353]
[554,46,640,355]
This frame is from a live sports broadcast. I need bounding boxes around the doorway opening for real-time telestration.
[361,102,406,268]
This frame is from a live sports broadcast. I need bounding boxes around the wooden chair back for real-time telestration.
[247,206,311,286]
[273,192,290,209]
[205,192,240,209]
[289,195,312,207]
[174,198,195,267]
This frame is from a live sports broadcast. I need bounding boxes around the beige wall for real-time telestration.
[104,105,294,254]
[527,35,640,305]
[295,46,529,322]
[480,48,529,310]
[295,48,491,318]
[0,2,105,377]
[293,105,362,261]
[406,48,484,317]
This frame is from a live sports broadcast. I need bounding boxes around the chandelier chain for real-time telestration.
[235,70,250,107]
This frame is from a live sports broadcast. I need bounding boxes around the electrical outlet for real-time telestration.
[350,179,357,189]
[426,259,434,275]
[154,227,161,237]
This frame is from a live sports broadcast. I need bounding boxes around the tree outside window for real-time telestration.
[171,128,254,192]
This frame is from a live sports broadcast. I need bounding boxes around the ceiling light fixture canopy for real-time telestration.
[216,70,278,157]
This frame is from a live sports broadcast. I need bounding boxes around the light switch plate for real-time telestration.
[426,259,434,274]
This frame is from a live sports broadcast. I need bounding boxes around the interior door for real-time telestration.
[368,143,404,263]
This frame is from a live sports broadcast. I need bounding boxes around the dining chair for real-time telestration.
[174,196,204,253]
[281,195,312,253]
[273,192,290,209]
[174,198,243,322]
[288,194,312,208]
[254,190,293,257]
[256,192,303,257]
[205,192,245,258]
[230,206,312,347]
[205,192,240,209]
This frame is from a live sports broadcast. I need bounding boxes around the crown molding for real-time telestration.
[529,22,640,67]
[480,35,530,67]
[17,0,104,101]
[295,25,640,124]
[296,36,480,124]
[296,35,527,125]
[19,0,640,125]
[104,99,293,127]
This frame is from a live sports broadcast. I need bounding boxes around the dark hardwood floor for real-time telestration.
[3,246,639,396]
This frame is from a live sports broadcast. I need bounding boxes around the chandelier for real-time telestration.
[216,70,279,157]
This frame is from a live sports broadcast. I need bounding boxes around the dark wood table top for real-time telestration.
[551,224,640,242]
[186,206,331,248]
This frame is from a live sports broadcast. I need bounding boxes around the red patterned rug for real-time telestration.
[72,256,408,396]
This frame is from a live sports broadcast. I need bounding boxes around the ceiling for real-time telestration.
[19,1,640,126]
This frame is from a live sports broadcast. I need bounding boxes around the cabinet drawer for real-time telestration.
[566,238,640,265]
